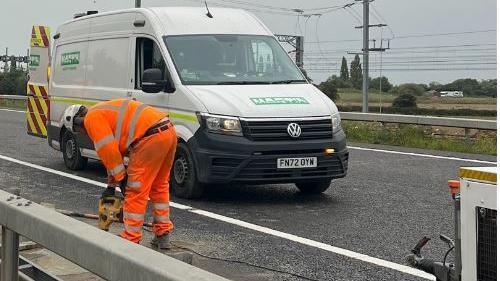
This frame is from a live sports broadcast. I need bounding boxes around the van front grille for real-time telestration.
[236,152,348,180]
[477,207,497,281]
[241,118,333,141]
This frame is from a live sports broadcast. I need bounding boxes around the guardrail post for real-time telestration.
[1,226,19,281]
[464,128,474,144]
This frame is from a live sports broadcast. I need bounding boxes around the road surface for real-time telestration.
[0,108,496,281]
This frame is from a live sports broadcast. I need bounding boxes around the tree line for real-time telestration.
[318,55,497,101]
[0,68,27,96]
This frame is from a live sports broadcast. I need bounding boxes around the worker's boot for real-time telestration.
[151,233,171,249]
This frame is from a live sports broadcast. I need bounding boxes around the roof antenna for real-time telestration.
[204,1,213,18]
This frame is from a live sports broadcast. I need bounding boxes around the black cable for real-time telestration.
[141,226,320,281]
[395,29,496,39]
[442,246,455,265]
[170,242,322,281]
[371,5,395,39]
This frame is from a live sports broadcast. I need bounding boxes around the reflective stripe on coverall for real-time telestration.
[84,99,177,242]
[123,128,177,242]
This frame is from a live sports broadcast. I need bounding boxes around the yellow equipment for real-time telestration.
[98,195,123,231]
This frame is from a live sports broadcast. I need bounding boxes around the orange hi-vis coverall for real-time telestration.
[84,99,177,243]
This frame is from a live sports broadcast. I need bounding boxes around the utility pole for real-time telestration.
[295,36,304,69]
[362,0,369,113]
[135,0,141,8]
[352,0,390,112]
[3,48,9,73]
[275,34,304,69]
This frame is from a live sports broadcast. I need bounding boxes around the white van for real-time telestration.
[39,7,348,198]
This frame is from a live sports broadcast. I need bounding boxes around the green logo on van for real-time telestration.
[61,52,80,66]
[29,55,40,67]
[251,97,309,105]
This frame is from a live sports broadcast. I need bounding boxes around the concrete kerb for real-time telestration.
[0,189,230,281]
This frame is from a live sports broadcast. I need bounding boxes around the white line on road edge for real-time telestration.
[349,146,496,165]
[0,153,435,280]
[0,108,26,113]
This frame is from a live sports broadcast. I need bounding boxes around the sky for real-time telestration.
[0,0,497,85]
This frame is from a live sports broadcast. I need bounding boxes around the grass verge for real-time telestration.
[342,121,497,156]
[0,99,26,109]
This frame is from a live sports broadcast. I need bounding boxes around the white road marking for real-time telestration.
[0,108,26,113]
[0,153,435,280]
[349,146,496,165]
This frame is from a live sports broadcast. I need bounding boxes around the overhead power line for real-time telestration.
[394,29,497,39]
[305,68,497,72]
[305,48,497,55]
[343,4,362,24]
[370,5,395,39]
[304,55,495,61]
[305,29,497,44]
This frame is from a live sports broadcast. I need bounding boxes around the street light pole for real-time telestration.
[362,0,369,113]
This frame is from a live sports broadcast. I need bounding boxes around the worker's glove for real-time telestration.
[120,175,128,196]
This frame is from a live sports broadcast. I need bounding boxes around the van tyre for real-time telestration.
[295,179,332,194]
[62,131,87,170]
[170,142,204,199]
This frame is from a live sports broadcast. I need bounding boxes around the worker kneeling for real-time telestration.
[69,99,177,248]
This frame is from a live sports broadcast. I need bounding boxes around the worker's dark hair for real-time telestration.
[76,105,88,118]
[73,106,88,132]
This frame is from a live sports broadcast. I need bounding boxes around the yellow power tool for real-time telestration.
[98,189,124,231]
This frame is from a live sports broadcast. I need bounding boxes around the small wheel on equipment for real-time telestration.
[62,130,87,170]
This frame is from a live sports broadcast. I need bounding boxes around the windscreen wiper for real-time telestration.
[217,81,271,85]
[271,79,308,84]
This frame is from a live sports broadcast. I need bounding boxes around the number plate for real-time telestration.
[277,157,317,169]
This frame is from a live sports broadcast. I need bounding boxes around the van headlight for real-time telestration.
[332,113,341,132]
[199,113,242,136]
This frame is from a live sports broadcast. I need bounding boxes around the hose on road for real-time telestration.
[56,209,154,228]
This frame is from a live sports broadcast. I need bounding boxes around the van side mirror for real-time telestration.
[141,68,175,94]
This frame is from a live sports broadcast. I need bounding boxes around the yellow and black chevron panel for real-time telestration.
[26,84,50,138]
[460,167,497,184]
[31,26,50,48]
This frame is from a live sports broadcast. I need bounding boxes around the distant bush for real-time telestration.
[318,83,338,102]
[392,93,417,108]
[391,83,426,96]
[435,78,497,97]
[369,76,393,92]
[0,70,27,95]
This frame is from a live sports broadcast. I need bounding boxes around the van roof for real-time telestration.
[148,7,272,36]
[60,7,273,37]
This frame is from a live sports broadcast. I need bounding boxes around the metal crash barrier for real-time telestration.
[0,95,497,131]
[0,189,229,281]
[340,112,496,130]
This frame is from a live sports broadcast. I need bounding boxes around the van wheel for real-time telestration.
[170,142,204,199]
[295,179,332,194]
[62,131,87,170]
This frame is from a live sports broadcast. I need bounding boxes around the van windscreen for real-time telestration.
[164,35,307,85]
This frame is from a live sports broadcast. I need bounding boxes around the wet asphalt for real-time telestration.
[0,108,496,281]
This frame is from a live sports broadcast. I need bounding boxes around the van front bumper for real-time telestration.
[187,129,348,184]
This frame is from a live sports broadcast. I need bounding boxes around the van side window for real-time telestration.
[135,38,168,90]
